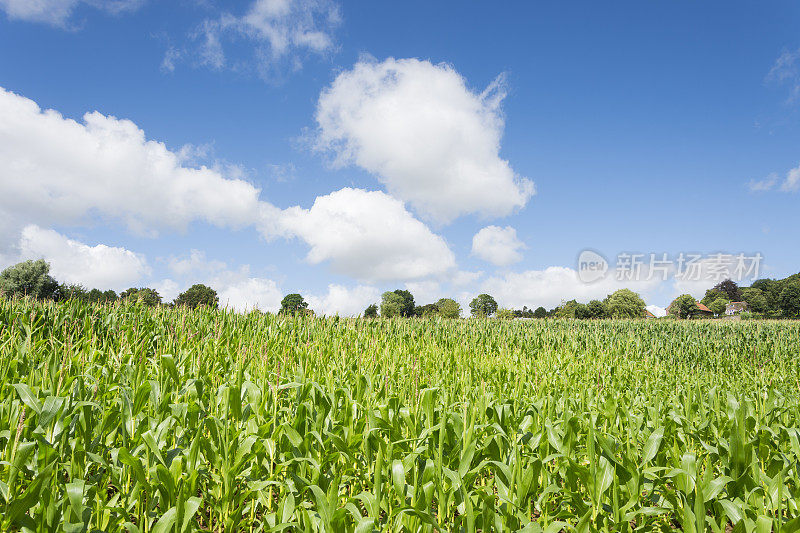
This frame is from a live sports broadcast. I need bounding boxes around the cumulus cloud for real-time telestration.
[671,254,762,299]
[471,225,525,266]
[277,188,456,282]
[481,266,663,311]
[194,0,340,77]
[218,277,283,313]
[17,225,150,290]
[0,0,143,27]
[307,284,380,316]
[315,57,534,222]
[158,250,283,312]
[647,304,667,318]
[0,86,266,238]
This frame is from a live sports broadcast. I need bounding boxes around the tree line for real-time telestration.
[2,258,800,319]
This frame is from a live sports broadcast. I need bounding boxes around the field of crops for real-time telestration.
[1,297,799,532]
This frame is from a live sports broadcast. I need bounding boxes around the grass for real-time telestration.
[1,296,799,532]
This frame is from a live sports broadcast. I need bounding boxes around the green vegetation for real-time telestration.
[174,284,219,310]
[2,296,800,531]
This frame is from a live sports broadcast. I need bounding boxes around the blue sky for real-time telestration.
[1,0,798,315]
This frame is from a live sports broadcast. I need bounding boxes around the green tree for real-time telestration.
[56,283,88,302]
[496,308,515,320]
[414,303,439,317]
[669,294,698,319]
[604,289,646,318]
[0,259,59,300]
[280,293,308,316]
[533,306,548,318]
[778,282,800,317]
[587,300,608,319]
[392,289,416,317]
[436,298,461,319]
[740,287,768,314]
[121,287,162,306]
[381,291,405,318]
[175,284,219,309]
[87,288,117,304]
[751,279,782,312]
[363,304,378,318]
[574,303,591,319]
[469,293,498,317]
[700,288,726,308]
[713,279,741,302]
[709,297,729,317]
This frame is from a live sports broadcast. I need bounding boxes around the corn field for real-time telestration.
[1,297,800,532]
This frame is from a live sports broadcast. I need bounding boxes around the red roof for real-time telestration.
[695,302,712,313]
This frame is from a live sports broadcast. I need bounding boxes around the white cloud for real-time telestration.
[0,86,266,238]
[18,225,150,290]
[0,0,143,27]
[481,266,662,311]
[767,48,800,103]
[748,165,799,193]
[158,250,283,312]
[307,284,379,316]
[471,225,525,266]
[451,270,483,286]
[315,57,534,222]
[783,164,800,192]
[277,188,456,282]
[404,280,443,305]
[671,254,761,299]
[194,0,340,76]
[647,304,667,318]
[218,277,283,313]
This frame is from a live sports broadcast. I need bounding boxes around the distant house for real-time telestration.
[644,309,656,319]
[725,301,748,315]
[666,299,714,318]
[694,302,714,318]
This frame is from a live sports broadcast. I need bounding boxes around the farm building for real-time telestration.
[725,301,748,315]
[666,299,715,318]
[644,309,656,319]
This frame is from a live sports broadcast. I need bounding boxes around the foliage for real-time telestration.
[586,299,608,319]
[414,303,440,318]
[121,287,162,306]
[436,298,461,319]
[708,297,729,317]
[87,288,117,304]
[700,288,726,308]
[279,293,308,316]
[363,303,378,318]
[533,306,548,318]
[0,259,59,300]
[604,289,646,318]
[174,284,219,310]
[740,287,768,314]
[469,293,498,317]
[712,278,741,302]
[56,283,88,302]
[779,282,800,318]
[2,298,800,531]
[392,289,416,318]
[495,307,514,320]
[669,294,699,319]
[380,291,405,318]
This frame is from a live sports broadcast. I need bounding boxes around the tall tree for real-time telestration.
[708,297,729,317]
[740,288,768,314]
[533,306,548,318]
[280,293,308,315]
[469,294,498,317]
[121,288,162,306]
[363,304,378,318]
[604,289,646,318]
[712,279,741,302]
[587,300,608,319]
[669,294,699,319]
[392,289,416,317]
[0,259,59,300]
[779,282,800,318]
[436,298,461,319]
[175,284,219,309]
[380,292,405,318]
